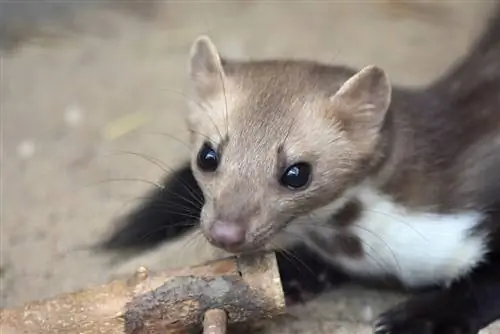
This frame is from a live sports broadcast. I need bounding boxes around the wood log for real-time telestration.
[0,252,286,334]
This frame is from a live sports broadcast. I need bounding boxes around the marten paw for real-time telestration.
[373,297,473,334]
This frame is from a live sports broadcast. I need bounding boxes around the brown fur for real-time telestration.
[331,199,364,228]
[377,44,500,213]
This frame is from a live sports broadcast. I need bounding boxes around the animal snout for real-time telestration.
[208,220,246,250]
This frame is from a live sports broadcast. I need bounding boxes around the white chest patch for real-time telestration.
[281,186,490,288]
[334,187,488,287]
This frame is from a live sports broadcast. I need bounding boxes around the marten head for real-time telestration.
[185,36,392,253]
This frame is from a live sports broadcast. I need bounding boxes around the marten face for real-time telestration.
[185,36,391,253]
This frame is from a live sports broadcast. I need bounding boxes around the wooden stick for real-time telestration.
[202,309,227,334]
[0,252,285,334]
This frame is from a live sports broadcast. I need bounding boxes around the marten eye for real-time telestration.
[280,162,312,190]
[197,142,219,172]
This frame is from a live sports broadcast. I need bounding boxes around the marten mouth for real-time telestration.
[241,222,290,253]
[201,215,292,254]
[208,239,268,254]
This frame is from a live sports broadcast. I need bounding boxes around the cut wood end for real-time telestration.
[134,266,148,280]
[203,309,227,334]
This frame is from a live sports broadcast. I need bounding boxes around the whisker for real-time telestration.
[124,207,201,222]
[200,103,225,143]
[113,194,201,214]
[349,223,402,274]
[301,209,411,271]
[280,210,398,278]
[364,208,429,242]
[159,87,211,113]
[347,229,396,277]
[270,240,318,279]
[108,182,203,216]
[190,129,218,145]
[292,218,399,275]
[134,130,193,152]
[282,114,297,145]
[178,228,205,254]
[84,177,164,190]
[159,87,223,142]
[193,230,211,254]
[282,224,393,283]
[134,219,198,245]
[109,193,202,224]
[100,150,204,207]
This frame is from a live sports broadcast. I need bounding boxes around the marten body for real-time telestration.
[101,7,500,334]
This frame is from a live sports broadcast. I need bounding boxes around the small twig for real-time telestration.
[203,309,227,334]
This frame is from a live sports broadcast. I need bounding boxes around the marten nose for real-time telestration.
[209,221,246,249]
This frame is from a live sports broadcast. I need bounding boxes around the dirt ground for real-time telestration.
[2,1,500,333]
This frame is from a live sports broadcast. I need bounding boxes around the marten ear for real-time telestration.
[330,65,391,136]
[188,35,226,98]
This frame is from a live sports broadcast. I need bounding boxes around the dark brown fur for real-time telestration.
[375,44,500,213]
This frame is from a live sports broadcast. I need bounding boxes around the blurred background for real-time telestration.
[2,1,500,332]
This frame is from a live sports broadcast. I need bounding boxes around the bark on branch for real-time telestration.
[0,252,285,334]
